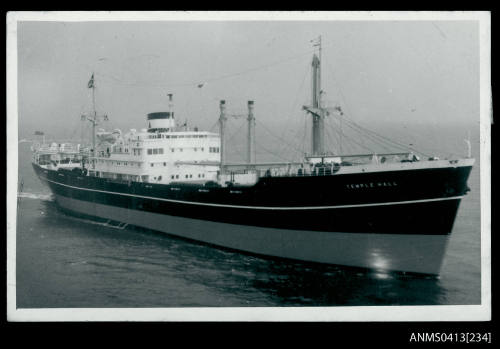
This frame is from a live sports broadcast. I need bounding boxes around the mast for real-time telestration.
[303,36,325,156]
[247,100,255,164]
[84,73,107,170]
[219,100,227,176]
[91,73,96,166]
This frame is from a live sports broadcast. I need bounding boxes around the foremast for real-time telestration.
[82,73,107,170]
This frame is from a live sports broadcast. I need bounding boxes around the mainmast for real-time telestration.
[303,36,326,156]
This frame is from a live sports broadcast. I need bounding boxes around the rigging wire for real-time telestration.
[208,120,220,133]
[255,141,297,163]
[325,112,378,154]
[277,112,309,160]
[226,119,248,142]
[324,58,433,157]
[278,61,310,154]
[328,113,397,153]
[255,119,305,157]
[301,112,308,156]
[323,118,339,153]
[337,113,432,157]
[87,48,316,89]
[326,117,373,153]
[331,113,408,153]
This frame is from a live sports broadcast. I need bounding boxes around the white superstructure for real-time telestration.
[33,142,83,170]
[90,95,222,184]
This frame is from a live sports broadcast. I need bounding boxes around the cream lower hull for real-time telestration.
[55,195,450,275]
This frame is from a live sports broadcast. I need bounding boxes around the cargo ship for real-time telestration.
[32,38,474,275]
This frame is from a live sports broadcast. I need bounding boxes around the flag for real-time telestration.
[34,131,44,136]
[88,74,94,88]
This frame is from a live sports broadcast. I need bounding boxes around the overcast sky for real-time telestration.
[16,17,480,157]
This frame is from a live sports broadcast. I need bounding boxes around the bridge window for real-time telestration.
[148,149,152,155]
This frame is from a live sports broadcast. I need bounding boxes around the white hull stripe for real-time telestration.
[44,178,463,210]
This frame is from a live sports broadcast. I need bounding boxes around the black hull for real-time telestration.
[31,162,474,274]
[33,163,472,235]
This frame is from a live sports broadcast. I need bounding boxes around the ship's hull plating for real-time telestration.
[32,162,473,274]
[55,194,450,275]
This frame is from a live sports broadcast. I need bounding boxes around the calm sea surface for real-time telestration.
[15,130,482,308]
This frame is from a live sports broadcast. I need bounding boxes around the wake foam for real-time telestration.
[69,216,130,230]
[17,192,54,201]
